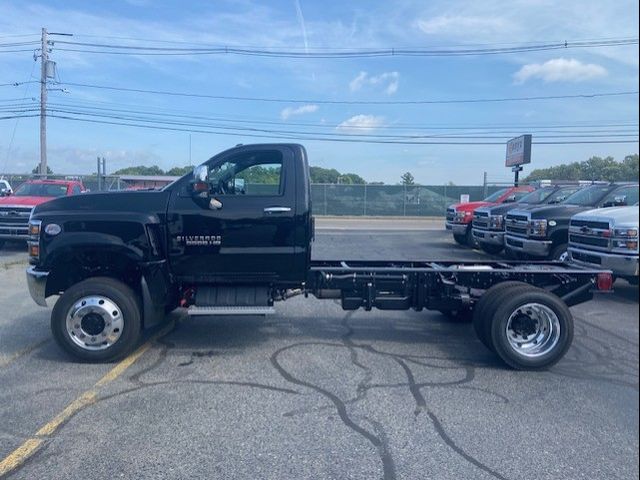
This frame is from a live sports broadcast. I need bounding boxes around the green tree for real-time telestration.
[32,165,53,174]
[113,165,165,176]
[525,154,638,182]
[400,172,415,186]
[165,166,193,176]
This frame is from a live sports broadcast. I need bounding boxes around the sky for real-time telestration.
[0,0,638,184]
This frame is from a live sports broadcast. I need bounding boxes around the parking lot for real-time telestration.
[0,222,638,480]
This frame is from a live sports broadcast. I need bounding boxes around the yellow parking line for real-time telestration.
[0,322,173,478]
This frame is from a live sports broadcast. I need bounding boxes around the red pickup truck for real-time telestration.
[446,185,535,247]
[0,179,86,248]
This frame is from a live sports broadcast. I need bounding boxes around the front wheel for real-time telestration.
[465,226,479,249]
[479,242,503,255]
[453,234,467,246]
[490,289,574,370]
[51,277,142,362]
[551,243,569,262]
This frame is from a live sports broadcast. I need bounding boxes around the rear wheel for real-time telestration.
[490,289,573,370]
[473,281,532,351]
[51,277,142,362]
[479,242,504,255]
[453,234,466,246]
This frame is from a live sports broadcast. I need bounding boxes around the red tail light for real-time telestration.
[596,272,613,291]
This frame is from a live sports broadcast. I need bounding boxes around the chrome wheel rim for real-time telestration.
[505,303,560,358]
[65,295,124,351]
[558,251,569,262]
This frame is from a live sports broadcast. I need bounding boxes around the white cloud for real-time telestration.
[513,58,608,84]
[349,71,399,95]
[336,114,385,133]
[280,104,318,120]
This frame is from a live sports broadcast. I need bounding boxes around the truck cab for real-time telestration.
[472,184,583,255]
[446,185,534,247]
[505,183,639,261]
[568,206,639,284]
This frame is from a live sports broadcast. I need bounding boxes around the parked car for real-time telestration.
[0,179,12,196]
[446,185,535,247]
[568,205,638,284]
[504,183,639,261]
[472,184,584,254]
[0,179,86,248]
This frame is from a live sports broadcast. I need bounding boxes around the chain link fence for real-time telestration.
[310,184,503,216]
[1,173,504,217]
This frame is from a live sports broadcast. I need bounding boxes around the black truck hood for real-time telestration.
[32,190,171,216]
[480,202,532,216]
[525,204,592,220]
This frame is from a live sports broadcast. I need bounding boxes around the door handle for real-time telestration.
[264,206,291,213]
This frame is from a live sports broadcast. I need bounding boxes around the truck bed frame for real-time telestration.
[307,260,607,312]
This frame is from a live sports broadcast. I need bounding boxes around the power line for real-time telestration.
[50,37,639,57]
[45,114,640,145]
[57,82,639,105]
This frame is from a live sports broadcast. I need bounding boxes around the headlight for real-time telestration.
[615,240,638,251]
[28,220,41,236]
[528,219,548,238]
[454,211,467,221]
[614,228,638,238]
[489,215,503,229]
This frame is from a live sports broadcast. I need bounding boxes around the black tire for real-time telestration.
[453,234,466,246]
[472,281,533,352]
[490,289,574,370]
[551,243,569,262]
[51,277,142,362]
[438,308,472,323]
[465,226,479,249]
[504,247,522,260]
[479,242,504,255]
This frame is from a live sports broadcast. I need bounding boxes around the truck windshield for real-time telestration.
[562,185,611,206]
[518,187,555,204]
[483,188,509,202]
[13,183,68,197]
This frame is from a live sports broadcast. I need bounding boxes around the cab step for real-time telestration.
[187,305,276,316]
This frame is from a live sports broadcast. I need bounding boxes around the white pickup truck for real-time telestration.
[568,206,639,284]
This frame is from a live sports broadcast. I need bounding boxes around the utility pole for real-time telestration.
[39,27,48,176]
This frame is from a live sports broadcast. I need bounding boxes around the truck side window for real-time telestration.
[601,186,639,207]
[71,185,82,195]
[208,151,284,196]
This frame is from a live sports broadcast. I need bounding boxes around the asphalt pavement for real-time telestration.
[0,226,638,480]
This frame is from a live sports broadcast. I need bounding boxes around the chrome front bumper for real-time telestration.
[505,235,553,257]
[569,247,639,278]
[472,228,504,246]
[446,222,468,235]
[26,266,49,307]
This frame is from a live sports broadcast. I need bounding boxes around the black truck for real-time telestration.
[505,183,640,261]
[26,144,612,370]
[472,184,584,255]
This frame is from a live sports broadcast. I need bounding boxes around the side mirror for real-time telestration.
[504,195,517,203]
[191,165,209,196]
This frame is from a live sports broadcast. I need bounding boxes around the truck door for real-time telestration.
[167,145,298,283]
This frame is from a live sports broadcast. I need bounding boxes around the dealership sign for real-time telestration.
[505,134,532,167]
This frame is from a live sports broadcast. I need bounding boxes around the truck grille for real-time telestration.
[569,218,612,252]
[0,206,32,239]
[446,208,455,222]
[505,213,529,237]
[570,219,610,230]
